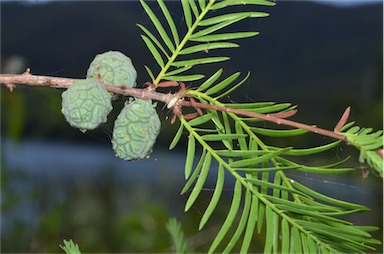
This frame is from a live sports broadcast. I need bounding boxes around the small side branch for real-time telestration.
[334,106,351,132]
[179,100,347,142]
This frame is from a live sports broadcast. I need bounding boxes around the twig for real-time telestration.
[334,106,351,132]
[0,73,173,105]
[179,100,347,142]
[0,72,363,144]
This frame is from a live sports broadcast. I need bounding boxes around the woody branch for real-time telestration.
[2,71,382,159]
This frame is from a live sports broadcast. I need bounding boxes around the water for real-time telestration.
[2,138,382,216]
[2,138,186,180]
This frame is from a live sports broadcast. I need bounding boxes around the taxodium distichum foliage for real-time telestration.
[1,0,382,253]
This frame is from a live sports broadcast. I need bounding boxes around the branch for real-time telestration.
[3,72,381,154]
[179,100,347,141]
[0,72,172,105]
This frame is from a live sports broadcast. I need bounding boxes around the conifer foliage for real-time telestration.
[1,0,382,253]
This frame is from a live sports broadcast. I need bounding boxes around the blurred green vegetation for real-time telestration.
[2,157,381,252]
[1,159,270,253]
[1,162,173,252]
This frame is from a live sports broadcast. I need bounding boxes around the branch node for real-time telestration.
[5,83,15,92]
[167,96,180,109]
[23,68,31,75]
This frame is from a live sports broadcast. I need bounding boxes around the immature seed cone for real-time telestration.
[61,80,112,131]
[87,51,137,88]
[112,98,161,161]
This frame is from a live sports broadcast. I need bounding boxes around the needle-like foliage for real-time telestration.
[339,122,383,177]
[139,0,273,85]
[0,1,380,253]
[166,218,189,254]
[139,0,382,253]
[174,93,380,253]
[60,240,81,254]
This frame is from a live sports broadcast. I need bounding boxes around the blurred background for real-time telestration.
[1,0,382,253]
